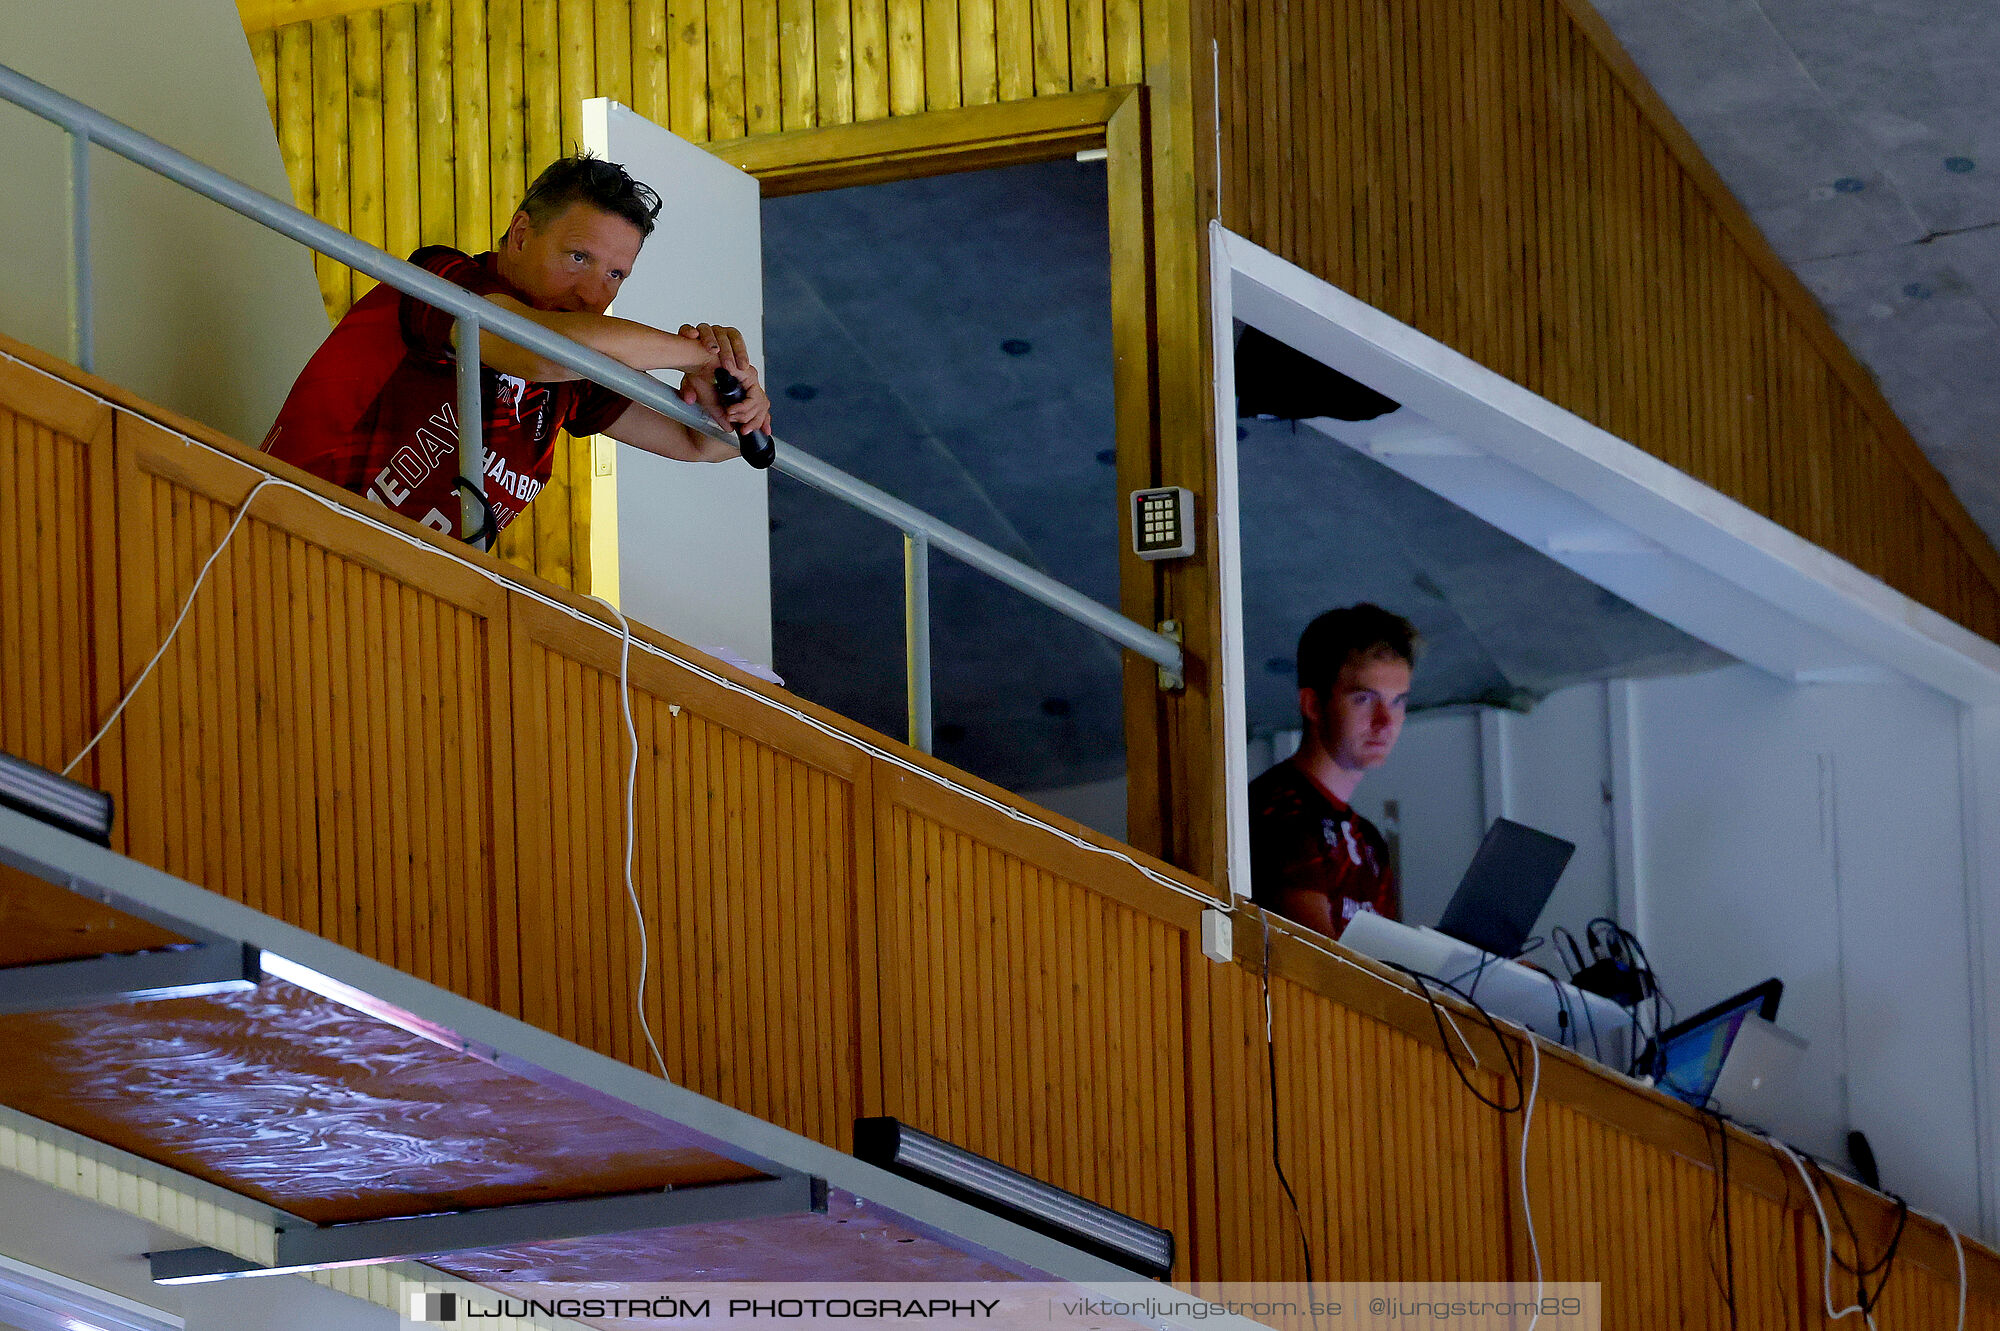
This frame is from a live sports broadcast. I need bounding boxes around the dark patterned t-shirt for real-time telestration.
[261,247,630,535]
[1248,759,1399,940]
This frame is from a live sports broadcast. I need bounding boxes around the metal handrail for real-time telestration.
[0,61,1184,751]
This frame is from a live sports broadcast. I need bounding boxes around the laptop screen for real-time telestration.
[1652,979,1784,1107]
[1657,1007,1757,1106]
[1434,818,1576,958]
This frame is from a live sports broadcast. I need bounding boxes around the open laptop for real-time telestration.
[1433,818,1576,959]
[1645,978,1795,1113]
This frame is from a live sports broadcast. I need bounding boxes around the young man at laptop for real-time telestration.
[1250,604,1417,941]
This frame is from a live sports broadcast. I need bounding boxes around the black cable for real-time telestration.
[1613,925,1676,1030]
[1465,944,1498,1002]
[1388,964,1527,1113]
[1570,969,1605,1064]
[1589,917,1670,1078]
[1551,925,1587,980]
[1258,913,1319,1294]
[1803,1154,1906,1318]
[1698,1107,1740,1330]
[1537,965,1580,1053]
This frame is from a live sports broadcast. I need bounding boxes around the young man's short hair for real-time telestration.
[517,153,663,239]
[1295,603,1420,698]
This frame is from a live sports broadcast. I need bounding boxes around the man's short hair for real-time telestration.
[1296,603,1420,697]
[518,153,663,239]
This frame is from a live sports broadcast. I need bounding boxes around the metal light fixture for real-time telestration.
[854,1118,1174,1280]
[0,750,114,846]
[0,1252,181,1331]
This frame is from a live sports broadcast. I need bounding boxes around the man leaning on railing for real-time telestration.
[260,153,772,538]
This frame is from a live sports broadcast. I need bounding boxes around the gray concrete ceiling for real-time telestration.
[1588,0,2000,551]
[761,159,1724,796]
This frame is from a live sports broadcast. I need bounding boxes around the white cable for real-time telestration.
[1430,990,1482,1070]
[63,475,279,777]
[1769,1135,1875,1326]
[10,348,1231,915]
[1909,1205,1967,1331]
[1506,1021,1545,1331]
[1946,1215,1967,1331]
[592,595,670,1084]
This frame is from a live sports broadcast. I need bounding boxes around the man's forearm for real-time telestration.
[467,295,714,383]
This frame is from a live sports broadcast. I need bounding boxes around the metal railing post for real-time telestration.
[455,312,487,549]
[904,530,933,754]
[68,130,92,373]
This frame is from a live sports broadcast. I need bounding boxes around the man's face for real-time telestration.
[1302,651,1412,775]
[500,201,645,314]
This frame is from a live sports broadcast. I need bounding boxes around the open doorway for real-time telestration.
[760,158,1130,835]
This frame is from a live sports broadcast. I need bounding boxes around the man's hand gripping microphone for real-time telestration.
[712,368,775,469]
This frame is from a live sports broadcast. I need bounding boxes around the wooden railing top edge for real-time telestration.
[1548,0,2000,602]
[1237,903,2000,1297]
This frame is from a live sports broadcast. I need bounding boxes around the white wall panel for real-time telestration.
[583,99,773,669]
[0,0,327,443]
[1629,664,1981,1232]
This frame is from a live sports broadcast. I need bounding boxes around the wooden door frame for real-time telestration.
[706,87,1215,876]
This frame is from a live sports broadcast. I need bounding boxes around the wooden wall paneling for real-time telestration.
[1207,0,2000,641]
[273,23,318,314]
[251,30,280,113]
[595,0,634,109]
[1028,0,1066,95]
[992,0,1030,101]
[669,0,712,139]
[521,0,562,180]
[1196,941,1516,1286]
[1557,0,2000,621]
[19,348,2000,1315]
[241,0,398,32]
[1103,0,1137,87]
[631,0,670,127]
[744,0,784,133]
[0,359,121,813]
[346,9,387,304]
[886,0,925,113]
[1177,926,1222,1283]
[105,412,513,1005]
[383,4,422,260]
[853,2,890,126]
[502,594,873,1147]
[776,0,816,128]
[708,0,751,136]
[487,0,528,243]
[813,0,855,125]
[416,0,456,249]
[866,757,1201,1279]
[451,0,493,256]
[955,0,996,107]
[310,16,354,313]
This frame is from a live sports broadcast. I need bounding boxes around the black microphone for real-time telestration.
[712,367,774,469]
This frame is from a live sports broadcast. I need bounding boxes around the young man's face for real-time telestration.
[500,201,646,315]
[1301,651,1412,775]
